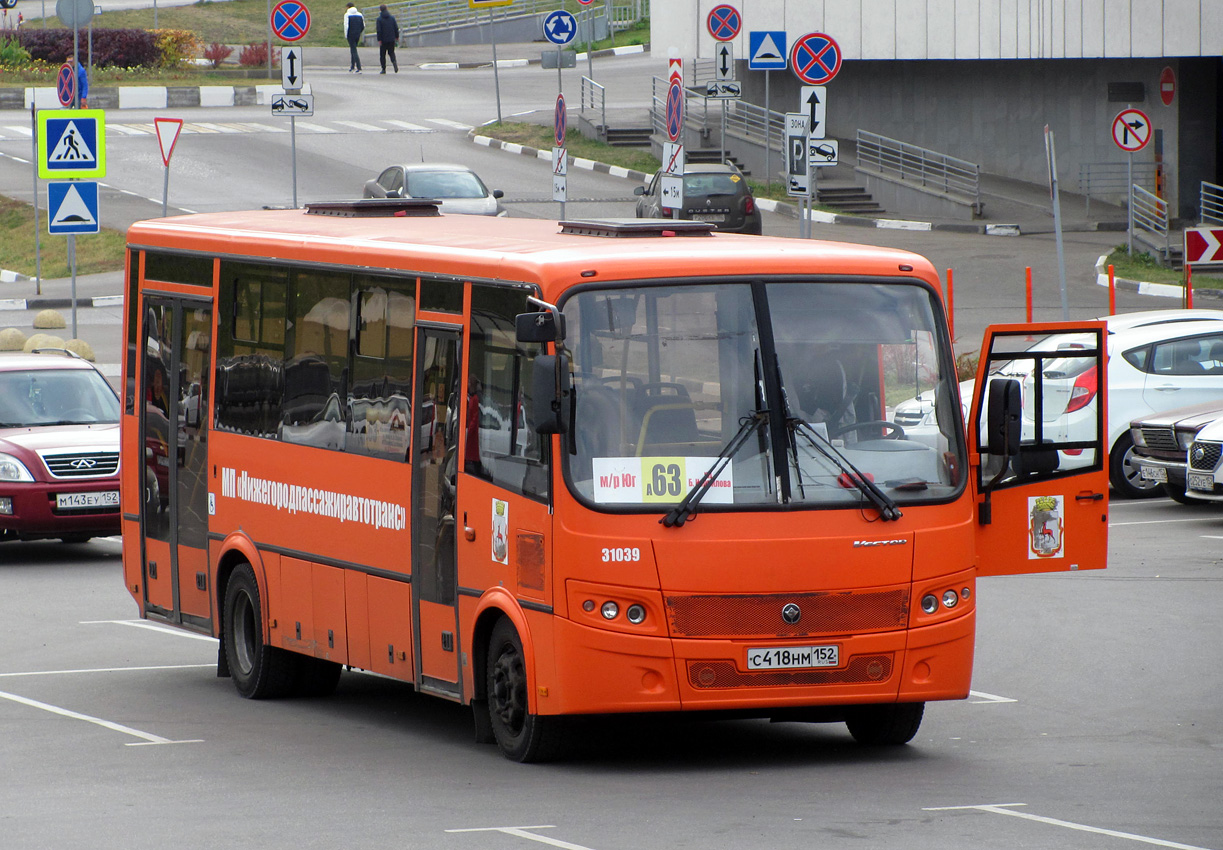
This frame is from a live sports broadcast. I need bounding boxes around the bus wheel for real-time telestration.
[845,702,925,745]
[294,656,342,697]
[486,618,559,762]
[223,564,296,699]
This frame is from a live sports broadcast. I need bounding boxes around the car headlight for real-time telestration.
[0,452,35,482]
[1131,427,1146,448]
[1178,430,1197,451]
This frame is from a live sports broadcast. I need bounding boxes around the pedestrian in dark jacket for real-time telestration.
[344,3,365,73]
[376,4,400,74]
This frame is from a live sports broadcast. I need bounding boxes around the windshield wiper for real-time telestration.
[789,419,902,522]
[661,410,768,529]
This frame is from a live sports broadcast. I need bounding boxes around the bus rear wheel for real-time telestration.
[486,618,561,762]
[845,702,925,745]
[223,564,296,699]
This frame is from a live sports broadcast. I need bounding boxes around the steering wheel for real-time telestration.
[831,420,905,440]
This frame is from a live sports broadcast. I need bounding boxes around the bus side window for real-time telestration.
[216,262,287,438]
[349,277,416,460]
[468,285,549,501]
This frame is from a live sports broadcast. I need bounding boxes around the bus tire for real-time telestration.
[223,564,296,699]
[293,656,342,697]
[845,702,925,745]
[486,618,562,762]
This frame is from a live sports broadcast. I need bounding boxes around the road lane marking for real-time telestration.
[0,664,212,679]
[428,118,474,130]
[334,120,387,132]
[447,826,597,850]
[81,619,218,641]
[969,690,1017,704]
[923,804,1216,850]
[0,689,203,746]
[384,120,434,132]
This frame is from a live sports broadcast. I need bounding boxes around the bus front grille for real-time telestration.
[666,589,909,638]
[687,655,893,689]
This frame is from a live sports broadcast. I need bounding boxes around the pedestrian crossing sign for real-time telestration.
[48,181,100,235]
[38,109,107,179]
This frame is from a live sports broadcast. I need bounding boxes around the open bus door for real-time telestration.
[969,322,1109,576]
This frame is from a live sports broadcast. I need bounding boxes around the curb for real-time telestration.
[0,295,123,312]
[470,131,653,183]
[1,269,29,283]
[1093,254,1220,301]
[421,43,646,71]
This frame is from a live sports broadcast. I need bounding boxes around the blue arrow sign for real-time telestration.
[748,31,788,70]
[48,181,100,235]
[543,10,577,45]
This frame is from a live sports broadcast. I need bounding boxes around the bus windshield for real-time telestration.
[562,279,966,512]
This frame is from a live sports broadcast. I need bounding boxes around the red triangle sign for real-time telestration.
[154,117,184,166]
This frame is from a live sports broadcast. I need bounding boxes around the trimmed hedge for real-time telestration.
[18,28,160,68]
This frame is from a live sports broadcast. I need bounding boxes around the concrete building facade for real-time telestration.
[652,0,1222,220]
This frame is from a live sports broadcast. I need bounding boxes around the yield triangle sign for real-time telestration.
[155,118,184,166]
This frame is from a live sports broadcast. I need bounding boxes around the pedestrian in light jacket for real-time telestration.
[375,4,400,74]
[344,3,365,73]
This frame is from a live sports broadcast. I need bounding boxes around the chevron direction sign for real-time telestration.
[1186,227,1223,266]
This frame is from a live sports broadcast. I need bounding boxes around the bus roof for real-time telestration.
[126,209,942,300]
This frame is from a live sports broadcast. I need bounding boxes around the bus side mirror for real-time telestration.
[531,353,572,434]
[986,378,1022,457]
[516,311,566,344]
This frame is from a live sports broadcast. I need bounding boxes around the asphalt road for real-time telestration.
[1,494,1220,849]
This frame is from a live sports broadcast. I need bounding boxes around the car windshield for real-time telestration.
[561,280,966,513]
[405,171,487,199]
[0,367,120,427]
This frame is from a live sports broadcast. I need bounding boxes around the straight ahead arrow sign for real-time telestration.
[801,86,827,140]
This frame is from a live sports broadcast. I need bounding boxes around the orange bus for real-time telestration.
[119,201,1108,761]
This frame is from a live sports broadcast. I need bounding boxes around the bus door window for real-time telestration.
[467,285,548,500]
[141,303,174,547]
[414,329,461,606]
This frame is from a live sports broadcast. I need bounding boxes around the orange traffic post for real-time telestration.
[946,268,954,339]
[1025,266,1033,322]
[1108,264,1116,315]
[1187,264,1194,309]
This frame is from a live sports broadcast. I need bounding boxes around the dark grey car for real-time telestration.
[634,163,763,234]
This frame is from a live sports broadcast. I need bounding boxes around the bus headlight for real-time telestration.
[601,601,619,620]
[921,594,938,614]
[626,604,646,624]
[942,590,959,608]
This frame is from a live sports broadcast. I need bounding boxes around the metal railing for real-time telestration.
[610,0,649,31]
[1130,183,1170,261]
[1078,162,1156,217]
[855,130,982,214]
[580,75,606,131]
[1202,180,1223,226]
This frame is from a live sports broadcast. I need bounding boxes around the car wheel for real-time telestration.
[845,702,925,745]
[1109,433,1162,499]
[58,534,92,544]
[1164,483,1210,506]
